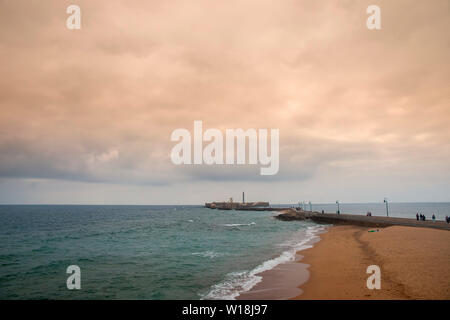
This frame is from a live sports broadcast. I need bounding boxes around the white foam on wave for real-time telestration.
[222,222,256,227]
[192,251,226,259]
[201,225,326,300]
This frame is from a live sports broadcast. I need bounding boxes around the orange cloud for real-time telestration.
[0,0,449,203]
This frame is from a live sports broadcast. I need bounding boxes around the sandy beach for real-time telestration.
[240,224,450,300]
[295,225,450,299]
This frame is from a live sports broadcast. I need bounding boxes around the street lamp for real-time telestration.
[336,200,340,214]
[383,198,389,217]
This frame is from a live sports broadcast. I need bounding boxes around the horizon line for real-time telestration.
[1,201,450,206]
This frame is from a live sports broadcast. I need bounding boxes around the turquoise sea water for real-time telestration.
[0,205,321,299]
[0,203,448,299]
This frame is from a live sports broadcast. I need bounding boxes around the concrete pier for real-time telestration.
[276,209,450,231]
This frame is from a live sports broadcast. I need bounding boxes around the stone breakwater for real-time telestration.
[276,209,450,231]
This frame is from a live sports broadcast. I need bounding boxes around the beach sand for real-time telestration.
[294,225,450,300]
[239,224,450,300]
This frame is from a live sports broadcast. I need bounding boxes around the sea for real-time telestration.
[0,203,448,299]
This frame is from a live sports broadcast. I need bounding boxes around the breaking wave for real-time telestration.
[201,225,326,300]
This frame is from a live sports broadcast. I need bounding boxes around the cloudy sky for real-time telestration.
[0,0,449,204]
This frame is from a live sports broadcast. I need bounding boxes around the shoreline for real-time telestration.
[237,225,327,300]
[239,224,450,300]
[296,225,450,299]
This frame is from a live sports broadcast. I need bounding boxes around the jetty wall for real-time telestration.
[276,209,450,231]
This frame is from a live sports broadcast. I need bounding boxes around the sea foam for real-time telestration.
[201,225,326,300]
[222,222,256,227]
[192,251,226,259]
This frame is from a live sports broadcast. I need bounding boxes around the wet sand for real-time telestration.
[239,225,450,300]
[237,260,309,299]
[237,228,323,300]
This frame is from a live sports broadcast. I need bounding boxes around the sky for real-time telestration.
[0,0,449,204]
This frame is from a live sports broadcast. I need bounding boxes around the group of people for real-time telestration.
[446,216,450,223]
[416,213,426,221]
[416,213,440,221]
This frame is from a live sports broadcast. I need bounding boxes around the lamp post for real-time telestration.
[336,200,340,214]
[384,198,389,217]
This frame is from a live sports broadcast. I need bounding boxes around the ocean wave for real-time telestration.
[201,225,326,300]
[192,251,226,259]
[222,222,256,227]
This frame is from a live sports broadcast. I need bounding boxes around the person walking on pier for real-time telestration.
[416,213,419,221]
[432,214,436,221]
